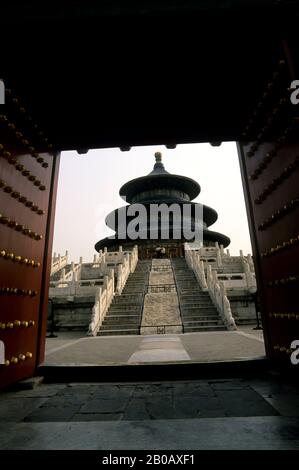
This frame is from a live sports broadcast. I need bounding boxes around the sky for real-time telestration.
[52,143,252,263]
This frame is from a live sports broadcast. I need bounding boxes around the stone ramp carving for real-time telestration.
[140,259,182,335]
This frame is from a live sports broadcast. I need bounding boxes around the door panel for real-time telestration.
[237,42,299,366]
[0,90,60,388]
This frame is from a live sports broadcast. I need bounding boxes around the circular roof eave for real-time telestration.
[104,201,218,230]
[202,203,218,226]
[119,173,201,202]
[202,229,231,248]
[95,229,231,252]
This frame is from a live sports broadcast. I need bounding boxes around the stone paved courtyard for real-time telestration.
[2,326,294,450]
[19,380,278,422]
[0,376,299,449]
[45,326,265,364]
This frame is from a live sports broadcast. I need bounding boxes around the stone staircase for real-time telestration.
[97,260,151,336]
[171,258,228,333]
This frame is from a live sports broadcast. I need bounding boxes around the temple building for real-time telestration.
[95,152,230,259]
[48,153,257,336]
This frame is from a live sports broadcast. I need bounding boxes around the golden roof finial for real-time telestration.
[155,152,162,163]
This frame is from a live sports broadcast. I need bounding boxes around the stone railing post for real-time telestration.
[220,244,225,257]
[216,246,222,268]
[189,251,195,269]
[219,280,226,302]
[88,287,102,336]
[207,265,213,297]
[73,269,78,282]
[110,268,115,294]
[128,252,132,272]
[71,275,76,295]
[223,296,237,330]
[219,280,237,330]
[247,253,255,272]
[100,257,106,273]
[245,263,257,293]
[129,245,137,273]
[117,264,123,294]
[200,260,208,289]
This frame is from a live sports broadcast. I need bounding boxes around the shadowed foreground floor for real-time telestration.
[0,375,299,450]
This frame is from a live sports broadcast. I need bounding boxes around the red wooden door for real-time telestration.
[238,41,299,367]
[0,89,60,389]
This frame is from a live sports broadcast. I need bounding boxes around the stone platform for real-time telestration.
[45,326,265,365]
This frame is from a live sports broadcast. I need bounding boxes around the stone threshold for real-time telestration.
[38,356,270,383]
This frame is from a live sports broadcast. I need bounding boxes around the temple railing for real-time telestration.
[217,272,256,291]
[184,246,208,291]
[185,242,256,293]
[88,269,115,336]
[184,242,237,330]
[116,245,138,294]
[241,257,257,293]
[51,251,68,275]
[58,262,82,283]
[206,265,237,330]
[50,245,138,292]
[49,277,103,295]
[49,245,139,335]
[88,245,138,335]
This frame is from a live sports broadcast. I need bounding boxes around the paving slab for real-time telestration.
[46,335,142,364]
[80,396,131,414]
[216,389,279,417]
[128,336,190,363]
[1,417,299,449]
[0,375,299,449]
[23,406,80,422]
[263,396,299,416]
[0,397,48,422]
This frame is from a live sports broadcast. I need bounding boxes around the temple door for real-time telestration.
[237,41,299,368]
[0,89,60,388]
